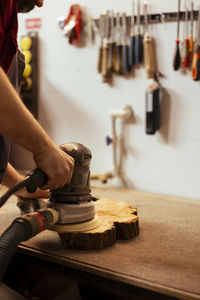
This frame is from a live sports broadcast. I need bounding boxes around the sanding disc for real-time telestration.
[48,201,96,224]
[50,215,99,233]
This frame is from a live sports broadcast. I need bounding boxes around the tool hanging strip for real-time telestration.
[94,10,200,27]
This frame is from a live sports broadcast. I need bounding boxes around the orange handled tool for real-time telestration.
[189,1,194,53]
[192,7,200,80]
[181,1,190,68]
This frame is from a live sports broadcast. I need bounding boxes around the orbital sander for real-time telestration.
[0,142,99,233]
[47,143,99,232]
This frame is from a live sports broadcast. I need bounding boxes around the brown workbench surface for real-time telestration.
[0,186,200,300]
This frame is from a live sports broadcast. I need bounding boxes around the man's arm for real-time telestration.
[0,67,74,190]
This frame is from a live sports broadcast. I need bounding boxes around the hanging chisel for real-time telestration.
[108,11,117,72]
[122,13,131,74]
[135,0,143,64]
[101,12,111,82]
[129,0,136,67]
[143,2,155,78]
[181,1,190,68]
[97,14,104,73]
[192,6,200,81]
[115,13,124,74]
[189,0,194,53]
[173,0,181,70]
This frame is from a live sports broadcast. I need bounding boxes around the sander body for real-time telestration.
[47,143,98,232]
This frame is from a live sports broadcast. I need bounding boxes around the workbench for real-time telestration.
[0,186,200,300]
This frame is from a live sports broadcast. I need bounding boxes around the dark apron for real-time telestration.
[0,50,25,183]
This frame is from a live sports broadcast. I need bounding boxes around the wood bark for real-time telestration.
[59,198,139,250]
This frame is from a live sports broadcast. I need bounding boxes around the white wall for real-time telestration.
[16,0,200,199]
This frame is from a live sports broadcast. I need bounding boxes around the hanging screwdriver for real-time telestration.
[108,11,117,72]
[97,14,104,73]
[135,0,143,64]
[189,0,194,53]
[115,13,124,74]
[129,0,136,67]
[173,0,181,71]
[143,2,155,78]
[192,6,200,81]
[101,12,111,82]
[181,1,190,68]
[122,13,131,74]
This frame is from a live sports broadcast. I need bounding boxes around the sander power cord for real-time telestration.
[0,168,48,208]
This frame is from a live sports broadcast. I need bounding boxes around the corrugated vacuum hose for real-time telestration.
[0,218,31,282]
[0,209,58,283]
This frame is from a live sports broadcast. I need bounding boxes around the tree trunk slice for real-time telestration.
[17,196,139,250]
[58,198,139,250]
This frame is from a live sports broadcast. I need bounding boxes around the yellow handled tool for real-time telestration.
[143,2,155,78]
[115,13,124,74]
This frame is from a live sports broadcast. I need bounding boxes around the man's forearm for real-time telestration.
[1,163,24,187]
[0,67,74,190]
[0,67,53,155]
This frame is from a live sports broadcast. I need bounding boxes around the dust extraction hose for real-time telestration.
[0,208,58,283]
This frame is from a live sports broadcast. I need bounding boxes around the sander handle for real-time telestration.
[0,168,48,208]
[25,168,48,193]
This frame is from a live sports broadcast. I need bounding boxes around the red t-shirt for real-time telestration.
[0,0,18,73]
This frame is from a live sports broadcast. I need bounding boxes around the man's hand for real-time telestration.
[16,187,49,198]
[33,143,74,190]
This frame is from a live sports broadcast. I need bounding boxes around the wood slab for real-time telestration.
[58,198,139,250]
[17,196,139,250]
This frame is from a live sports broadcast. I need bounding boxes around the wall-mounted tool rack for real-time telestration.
[95,10,199,26]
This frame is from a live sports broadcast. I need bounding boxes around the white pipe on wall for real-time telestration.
[91,106,133,184]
